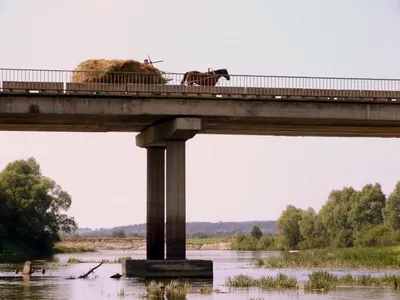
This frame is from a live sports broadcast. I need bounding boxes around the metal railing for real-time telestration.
[1,68,400,100]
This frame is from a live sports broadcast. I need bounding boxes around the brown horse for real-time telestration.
[181,68,230,86]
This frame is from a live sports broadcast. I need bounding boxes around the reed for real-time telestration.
[254,246,400,269]
[53,244,96,253]
[304,271,337,292]
[66,256,132,264]
[225,273,298,289]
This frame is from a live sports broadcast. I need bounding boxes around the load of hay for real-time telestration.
[71,59,168,84]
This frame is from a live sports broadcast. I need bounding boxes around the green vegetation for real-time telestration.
[67,256,132,264]
[251,225,263,239]
[68,221,276,239]
[276,182,400,251]
[144,280,216,299]
[186,237,232,246]
[231,233,279,251]
[67,257,81,264]
[304,271,337,292]
[112,229,127,238]
[230,181,400,253]
[0,158,77,255]
[304,271,400,292]
[337,273,400,287]
[53,243,96,253]
[225,273,298,289]
[225,271,400,293]
[254,246,400,269]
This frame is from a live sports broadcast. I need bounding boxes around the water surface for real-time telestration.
[1,250,400,299]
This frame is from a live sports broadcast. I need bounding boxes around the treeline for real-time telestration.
[68,221,277,238]
[276,182,400,250]
[0,158,77,254]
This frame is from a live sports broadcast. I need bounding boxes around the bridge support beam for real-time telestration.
[166,140,186,260]
[146,146,165,260]
[123,118,213,278]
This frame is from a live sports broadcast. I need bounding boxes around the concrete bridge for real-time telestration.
[1,68,400,277]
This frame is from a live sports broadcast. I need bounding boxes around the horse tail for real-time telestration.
[181,72,188,85]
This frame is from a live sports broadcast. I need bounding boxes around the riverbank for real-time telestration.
[55,237,233,252]
[254,246,400,269]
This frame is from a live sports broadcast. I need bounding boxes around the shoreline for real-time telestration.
[57,238,233,252]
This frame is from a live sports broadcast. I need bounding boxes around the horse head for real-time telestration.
[219,68,230,81]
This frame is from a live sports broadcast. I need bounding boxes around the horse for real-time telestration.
[181,68,230,86]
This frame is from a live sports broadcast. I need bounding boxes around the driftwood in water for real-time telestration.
[110,273,122,279]
[78,261,103,279]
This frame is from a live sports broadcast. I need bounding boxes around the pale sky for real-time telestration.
[1,0,400,229]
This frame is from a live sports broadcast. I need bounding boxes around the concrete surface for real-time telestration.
[122,259,213,278]
[1,93,400,137]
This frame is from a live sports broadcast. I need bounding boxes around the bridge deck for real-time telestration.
[3,89,400,137]
[1,81,400,101]
[1,68,400,101]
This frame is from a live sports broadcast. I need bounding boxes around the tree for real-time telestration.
[251,225,263,239]
[349,183,386,231]
[384,181,400,230]
[112,229,127,238]
[298,207,328,249]
[276,205,303,250]
[0,157,77,254]
[318,187,358,248]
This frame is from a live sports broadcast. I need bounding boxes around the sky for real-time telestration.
[1,0,400,229]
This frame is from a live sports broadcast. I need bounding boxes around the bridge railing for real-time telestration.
[1,68,400,100]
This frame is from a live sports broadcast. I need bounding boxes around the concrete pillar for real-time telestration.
[166,140,186,260]
[146,147,165,260]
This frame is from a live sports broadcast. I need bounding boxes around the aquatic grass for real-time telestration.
[225,274,257,287]
[258,273,298,289]
[225,273,298,290]
[146,281,164,299]
[304,271,338,292]
[225,271,400,294]
[303,271,400,292]
[254,246,400,269]
[165,279,189,299]
[337,273,400,288]
[117,288,125,297]
[145,279,221,298]
[67,257,81,264]
[53,244,96,253]
[65,257,132,264]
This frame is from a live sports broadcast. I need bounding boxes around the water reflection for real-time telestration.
[0,250,399,299]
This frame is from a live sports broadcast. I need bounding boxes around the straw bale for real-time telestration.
[71,59,167,84]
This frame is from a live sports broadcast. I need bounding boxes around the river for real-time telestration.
[0,250,399,299]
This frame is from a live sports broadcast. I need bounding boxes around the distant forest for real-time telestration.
[68,221,277,238]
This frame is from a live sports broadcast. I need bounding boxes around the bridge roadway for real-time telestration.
[1,85,400,137]
[2,71,400,277]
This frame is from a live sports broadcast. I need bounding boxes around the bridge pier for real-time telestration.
[166,140,186,260]
[122,118,213,278]
[146,147,165,260]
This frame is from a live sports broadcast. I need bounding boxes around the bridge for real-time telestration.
[1,68,400,278]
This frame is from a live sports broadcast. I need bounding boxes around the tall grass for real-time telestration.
[145,279,219,298]
[226,271,400,293]
[254,246,400,269]
[225,273,298,289]
[67,256,132,264]
[337,273,400,288]
[53,244,96,253]
[304,271,337,292]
